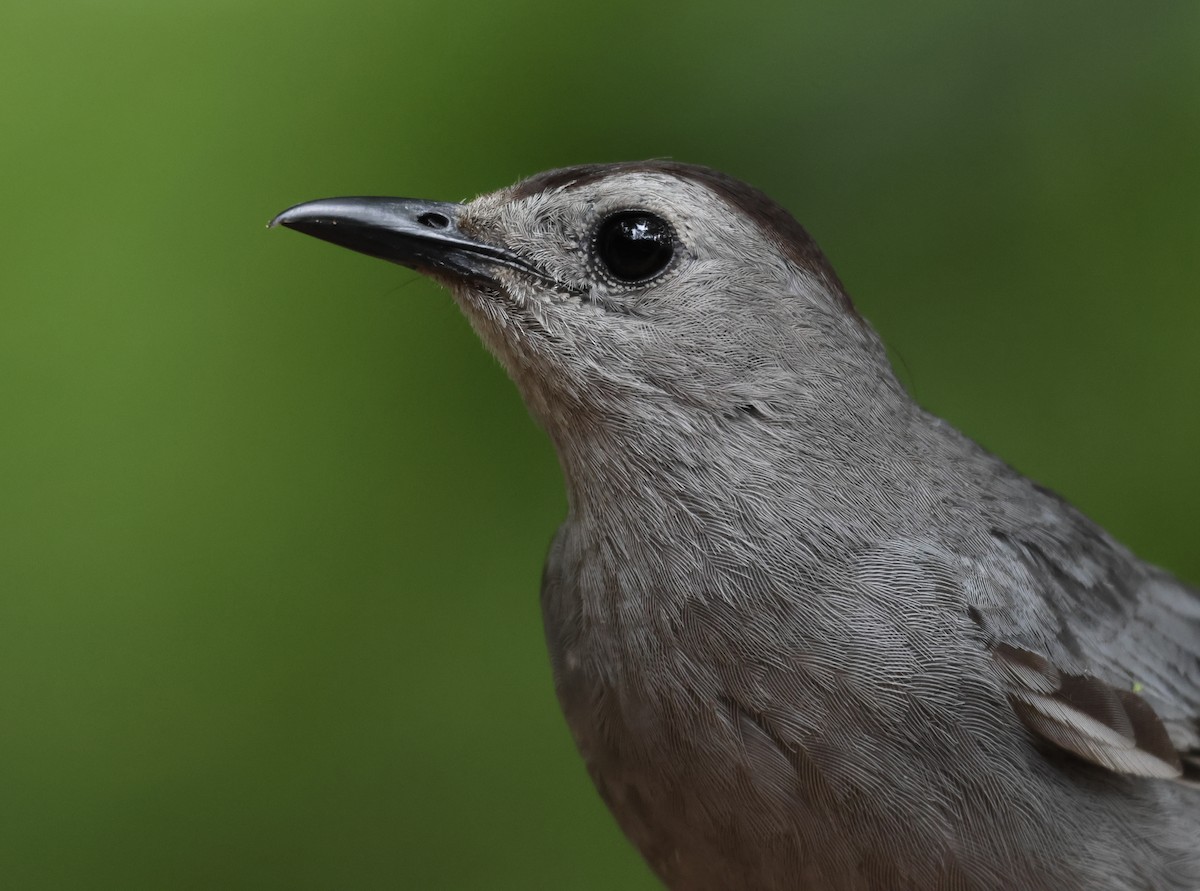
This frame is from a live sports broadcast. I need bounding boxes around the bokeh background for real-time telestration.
[2,2,1197,889]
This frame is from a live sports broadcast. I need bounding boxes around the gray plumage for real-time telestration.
[273,162,1200,890]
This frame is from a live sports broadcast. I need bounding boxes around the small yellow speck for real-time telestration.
[1132,681,1144,693]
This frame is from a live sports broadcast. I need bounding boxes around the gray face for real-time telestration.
[455,167,874,422]
[272,162,890,433]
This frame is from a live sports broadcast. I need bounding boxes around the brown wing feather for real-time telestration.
[992,644,1183,778]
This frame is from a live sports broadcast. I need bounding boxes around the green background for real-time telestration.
[2,2,1197,889]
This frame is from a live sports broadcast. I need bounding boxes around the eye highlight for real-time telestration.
[593,211,675,283]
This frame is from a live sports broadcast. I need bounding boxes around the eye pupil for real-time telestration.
[596,211,675,282]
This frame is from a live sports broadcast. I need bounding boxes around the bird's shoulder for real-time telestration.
[952,486,1200,782]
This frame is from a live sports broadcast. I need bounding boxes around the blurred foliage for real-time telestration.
[0,1,1196,889]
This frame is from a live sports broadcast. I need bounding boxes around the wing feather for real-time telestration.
[994,644,1182,778]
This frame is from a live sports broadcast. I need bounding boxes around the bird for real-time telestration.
[272,161,1199,891]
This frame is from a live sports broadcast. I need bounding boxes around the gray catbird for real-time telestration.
[273,162,1199,891]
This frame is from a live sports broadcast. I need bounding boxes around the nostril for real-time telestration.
[417,211,451,230]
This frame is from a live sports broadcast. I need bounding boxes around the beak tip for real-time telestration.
[269,205,303,231]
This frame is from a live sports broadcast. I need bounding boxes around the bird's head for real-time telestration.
[273,162,894,438]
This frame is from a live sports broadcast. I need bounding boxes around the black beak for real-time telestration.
[270,197,522,281]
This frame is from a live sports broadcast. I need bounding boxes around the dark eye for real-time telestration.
[594,211,675,283]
